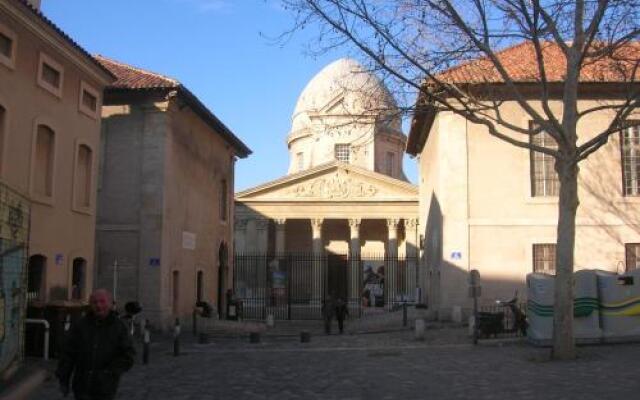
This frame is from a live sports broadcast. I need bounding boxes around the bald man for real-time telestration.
[56,289,135,400]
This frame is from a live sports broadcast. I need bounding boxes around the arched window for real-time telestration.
[74,144,93,208]
[196,270,204,302]
[71,258,86,300]
[0,104,6,175]
[27,255,46,302]
[34,125,55,197]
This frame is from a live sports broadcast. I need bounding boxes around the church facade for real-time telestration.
[234,59,420,317]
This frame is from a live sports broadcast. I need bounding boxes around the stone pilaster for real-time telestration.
[310,218,324,305]
[348,218,361,312]
[234,218,248,255]
[405,218,419,302]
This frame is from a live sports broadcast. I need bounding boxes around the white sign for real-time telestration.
[182,231,196,250]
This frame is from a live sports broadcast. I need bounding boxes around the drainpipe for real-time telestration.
[25,319,50,360]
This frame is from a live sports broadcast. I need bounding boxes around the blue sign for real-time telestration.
[450,251,462,260]
[149,258,160,267]
[55,254,64,265]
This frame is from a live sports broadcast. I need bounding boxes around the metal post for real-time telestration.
[173,318,181,356]
[143,320,150,365]
[63,314,71,333]
[192,309,198,337]
[473,292,479,345]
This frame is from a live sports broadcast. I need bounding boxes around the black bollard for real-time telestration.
[173,318,181,356]
[143,320,150,365]
[403,302,408,327]
[249,332,261,343]
[300,331,310,343]
[192,309,198,337]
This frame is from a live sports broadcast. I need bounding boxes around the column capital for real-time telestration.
[255,218,269,230]
[386,218,400,229]
[405,218,419,229]
[310,218,324,229]
[274,218,287,227]
[348,218,361,229]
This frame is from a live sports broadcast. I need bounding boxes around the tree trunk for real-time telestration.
[553,158,579,360]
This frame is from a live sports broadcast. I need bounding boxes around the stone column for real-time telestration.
[255,219,269,254]
[254,219,269,300]
[311,218,324,307]
[386,218,400,309]
[405,218,419,302]
[274,218,287,255]
[234,218,248,255]
[348,218,361,313]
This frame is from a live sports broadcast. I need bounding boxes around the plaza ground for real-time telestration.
[30,323,640,400]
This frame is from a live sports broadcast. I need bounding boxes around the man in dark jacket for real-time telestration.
[57,289,135,400]
[335,297,349,334]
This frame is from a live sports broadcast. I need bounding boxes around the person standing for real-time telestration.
[56,289,135,400]
[335,297,349,334]
[321,295,335,335]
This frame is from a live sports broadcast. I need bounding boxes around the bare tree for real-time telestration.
[281,0,640,359]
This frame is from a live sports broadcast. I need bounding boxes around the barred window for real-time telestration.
[296,152,304,171]
[625,243,640,272]
[621,123,640,196]
[533,244,556,274]
[334,144,350,163]
[530,124,559,197]
[385,151,395,176]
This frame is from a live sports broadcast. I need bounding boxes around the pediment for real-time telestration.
[236,162,418,203]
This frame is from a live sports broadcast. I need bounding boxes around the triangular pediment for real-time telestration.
[236,161,418,203]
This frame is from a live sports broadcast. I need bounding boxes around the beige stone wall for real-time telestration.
[418,99,640,316]
[161,100,236,326]
[0,5,109,303]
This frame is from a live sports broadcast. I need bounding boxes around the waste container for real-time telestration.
[597,269,640,343]
[527,270,601,346]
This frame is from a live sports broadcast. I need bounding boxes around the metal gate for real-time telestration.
[234,253,418,320]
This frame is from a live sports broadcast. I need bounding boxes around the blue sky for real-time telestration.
[42,0,417,190]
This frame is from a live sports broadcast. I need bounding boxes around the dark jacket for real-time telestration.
[335,299,349,320]
[56,311,135,398]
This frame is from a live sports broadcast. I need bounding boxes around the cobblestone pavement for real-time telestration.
[31,327,640,400]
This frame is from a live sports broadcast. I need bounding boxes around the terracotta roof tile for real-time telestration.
[94,55,179,89]
[437,41,640,84]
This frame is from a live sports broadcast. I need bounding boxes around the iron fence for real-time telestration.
[476,302,527,339]
[234,253,419,321]
[0,183,30,373]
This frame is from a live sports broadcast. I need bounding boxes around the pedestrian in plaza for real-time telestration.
[56,289,135,400]
[322,295,335,334]
[335,297,349,334]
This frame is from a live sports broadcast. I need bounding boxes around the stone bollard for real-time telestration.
[173,318,181,356]
[415,319,426,341]
[249,332,261,343]
[266,314,275,328]
[300,331,311,343]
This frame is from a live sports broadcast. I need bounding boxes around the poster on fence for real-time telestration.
[362,260,384,307]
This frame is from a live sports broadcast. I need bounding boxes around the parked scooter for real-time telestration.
[476,293,527,338]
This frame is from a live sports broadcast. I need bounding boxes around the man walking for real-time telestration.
[335,297,349,334]
[321,295,335,335]
[57,289,135,399]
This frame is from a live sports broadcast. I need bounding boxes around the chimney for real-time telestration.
[26,0,42,10]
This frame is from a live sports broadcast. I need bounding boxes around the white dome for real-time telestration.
[291,58,400,133]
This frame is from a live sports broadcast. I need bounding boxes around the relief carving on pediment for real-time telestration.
[291,171,378,199]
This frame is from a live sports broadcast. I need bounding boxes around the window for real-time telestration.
[385,151,395,176]
[172,271,180,315]
[33,124,55,198]
[625,244,640,272]
[0,105,5,175]
[533,244,556,274]
[530,124,559,197]
[296,152,304,171]
[334,144,350,163]
[74,144,93,208]
[196,271,204,302]
[621,123,640,196]
[37,53,64,97]
[79,81,99,118]
[0,24,16,69]
[27,255,46,302]
[71,258,86,300]
[219,179,228,221]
